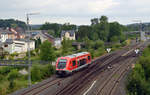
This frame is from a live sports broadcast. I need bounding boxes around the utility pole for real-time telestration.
[26,13,39,87]
[132,20,145,42]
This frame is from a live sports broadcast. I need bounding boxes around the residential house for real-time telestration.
[33,30,56,45]
[61,30,76,41]
[0,29,16,42]
[33,31,47,43]
[3,39,35,54]
[14,27,26,39]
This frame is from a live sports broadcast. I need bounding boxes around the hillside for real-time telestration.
[127,22,150,31]
[0,19,27,29]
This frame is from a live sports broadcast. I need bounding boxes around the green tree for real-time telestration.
[35,38,41,49]
[61,37,74,55]
[40,40,56,61]
[77,25,93,41]
[91,18,99,25]
[8,69,19,81]
[99,16,109,41]
[94,40,104,49]
[40,22,61,37]
[61,23,76,31]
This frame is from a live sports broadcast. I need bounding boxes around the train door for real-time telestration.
[88,55,91,63]
[77,59,80,67]
[69,60,73,70]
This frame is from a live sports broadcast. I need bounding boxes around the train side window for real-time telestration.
[83,59,86,64]
[88,56,91,60]
[72,60,76,66]
[79,60,82,66]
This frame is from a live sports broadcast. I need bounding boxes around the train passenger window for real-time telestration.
[72,60,76,66]
[88,56,91,60]
[83,59,86,64]
[79,59,86,66]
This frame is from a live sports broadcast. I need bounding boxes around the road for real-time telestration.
[11,41,149,95]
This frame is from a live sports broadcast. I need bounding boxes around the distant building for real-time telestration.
[33,30,57,46]
[61,30,76,41]
[0,29,16,42]
[3,39,35,54]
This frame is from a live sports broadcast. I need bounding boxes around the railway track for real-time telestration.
[15,49,117,95]
[95,57,135,95]
[54,50,135,95]
[53,42,147,95]
[12,41,148,95]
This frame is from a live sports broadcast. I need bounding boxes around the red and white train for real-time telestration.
[56,52,92,76]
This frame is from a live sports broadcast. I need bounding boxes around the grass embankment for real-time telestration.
[126,45,150,95]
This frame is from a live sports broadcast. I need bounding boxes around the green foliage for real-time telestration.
[62,37,75,55]
[40,22,61,37]
[0,74,5,82]
[0,19,27,29]
[31,64,55,82]
[0,67,13,75]
[41,64,55,78]
[9,80,16,90]
[8,69,19,81]
[31,65,41,82]
[61,24,76,31]
[127,45,150,95]
[94,48,105,57]
[94,40,104,49]
[40,40,56,61]
[77,25,93,41]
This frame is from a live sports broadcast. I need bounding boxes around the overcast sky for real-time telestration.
[0,0,150,25]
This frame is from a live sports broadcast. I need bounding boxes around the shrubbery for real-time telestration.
[0,63,55,95]
[127,45,150,95]
[31,64,55,82]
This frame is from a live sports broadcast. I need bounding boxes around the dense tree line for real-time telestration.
[127,45,150,95]
[0,19,27,29]
[127,23,150,31]
[77,16,127,42]
[40,22,76,37]
[40,16,127,43]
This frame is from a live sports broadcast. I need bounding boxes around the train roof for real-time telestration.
[65,52,89,58]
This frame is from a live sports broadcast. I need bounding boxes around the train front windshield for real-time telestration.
[57,59,67,69]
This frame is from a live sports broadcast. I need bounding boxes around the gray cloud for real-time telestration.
[0,0,150,25]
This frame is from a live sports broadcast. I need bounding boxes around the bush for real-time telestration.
[31,65,42,82]
[127,46,150,95]
[94,40,104,49]
[8,69,19,81]
[0,74,5,82]
[9,80,16,90]
[0,67,13,75]
[41,64,55,78]
[94,48,105,57]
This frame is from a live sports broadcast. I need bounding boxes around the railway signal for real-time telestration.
[106,48,111,53]
[135,49,139,54]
